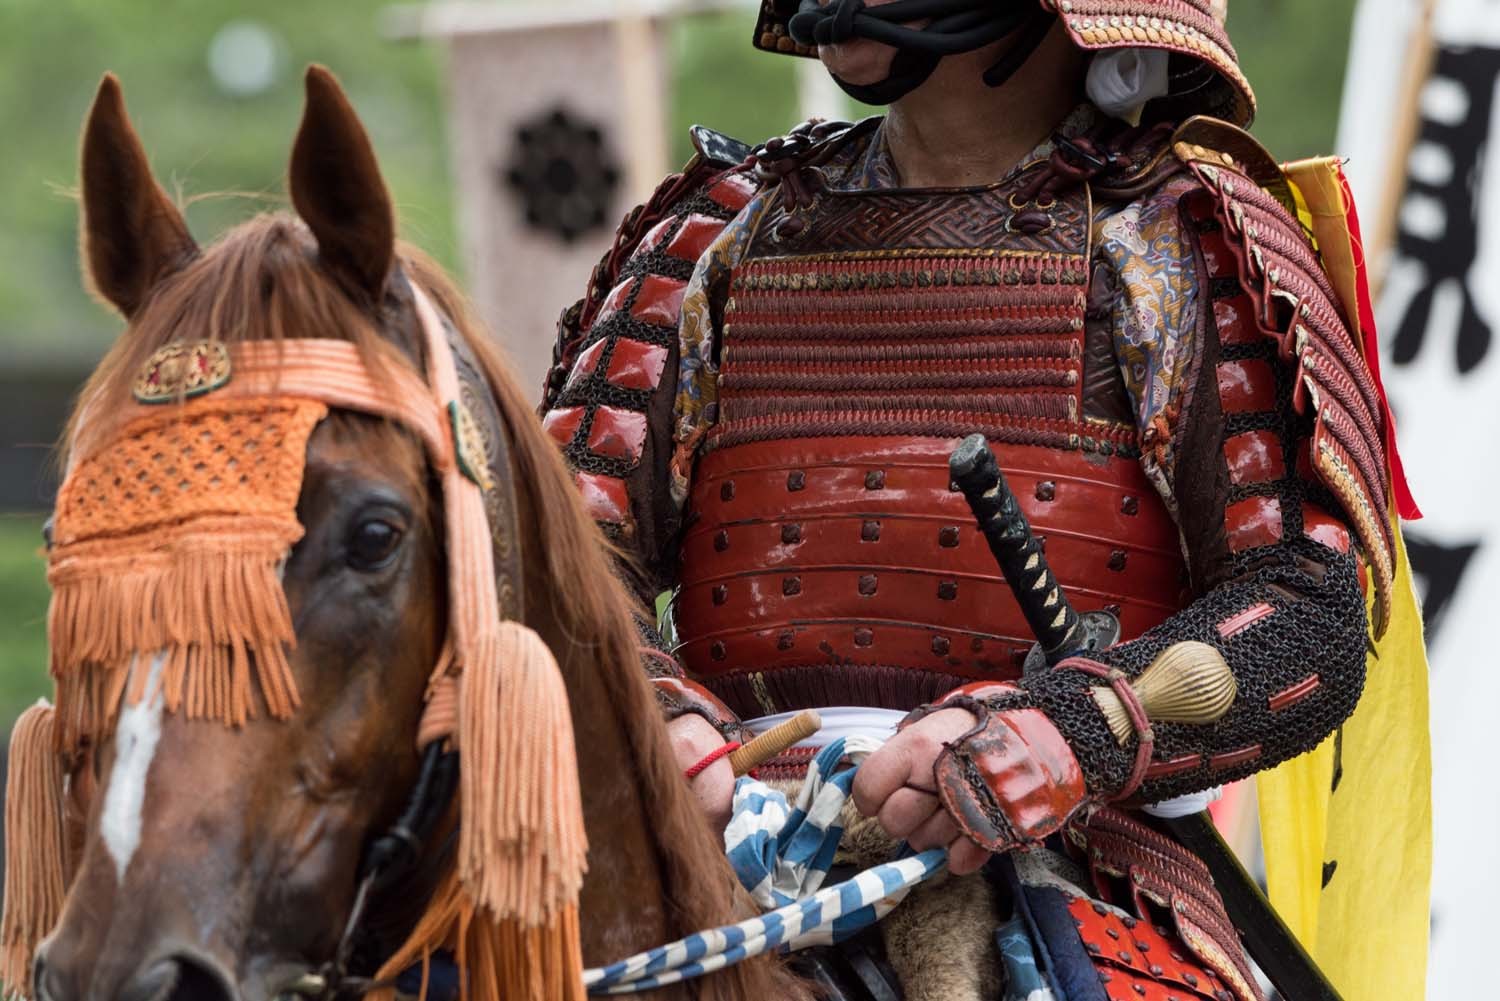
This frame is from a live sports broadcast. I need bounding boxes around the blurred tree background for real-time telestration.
[0,0,1358,723]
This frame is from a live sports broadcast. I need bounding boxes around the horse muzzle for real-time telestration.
[33,944,238,1001]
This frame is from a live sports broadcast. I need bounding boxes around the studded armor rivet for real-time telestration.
[932,635,951,656]
[1121,915,1137,928]
[1132,985,1146,997]
[710,641,726,661]
[1084,940,1102,954]
[1150,965,1164,977]
[720,480,735,502]
[854,628,873,647]
[1216,992,1232,1001]
[714,530,729,552]
[777,630,794,651]
[865,470,886,490]
[787,470,806,491]
[712,584,728,606]
[1135,939,1150,952]
[1108,549,1128,571]
[1169,950,1183,961]
[1183,973,1197,986]
[782,524,803,544]
[858,574,878,596]
[1035,480,1056,501]
[1121,495,1139,515]
[1106,927,1120,939]
[783,576,802,596]
[938,580,958,601]
[1117,950,1132,962]
[938,526,960,547]
[861,520,881,542]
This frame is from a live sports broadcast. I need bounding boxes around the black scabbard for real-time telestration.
[948,433,1345,1001]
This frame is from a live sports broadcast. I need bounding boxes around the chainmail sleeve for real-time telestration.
[999,175,1374,803]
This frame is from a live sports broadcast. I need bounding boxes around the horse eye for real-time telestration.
[347,519,403,571]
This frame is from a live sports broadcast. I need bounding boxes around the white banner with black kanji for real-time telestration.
[1339,0,1500,995]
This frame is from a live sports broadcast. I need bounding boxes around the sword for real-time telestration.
[949,433,1343,1001]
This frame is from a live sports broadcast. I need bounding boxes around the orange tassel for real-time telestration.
[0,702,68,997]
[455,622,587,924]
[369,865,585,1001]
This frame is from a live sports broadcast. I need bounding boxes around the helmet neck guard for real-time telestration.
[787,0,1054,104]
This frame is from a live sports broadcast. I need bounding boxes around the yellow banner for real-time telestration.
[1259,157,1432,1001]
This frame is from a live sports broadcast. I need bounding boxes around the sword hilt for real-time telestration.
[950,434,1085,664]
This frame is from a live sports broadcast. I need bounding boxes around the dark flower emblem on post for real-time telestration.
[500,106,621,243]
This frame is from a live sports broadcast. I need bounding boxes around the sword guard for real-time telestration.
[1021,608,1120,675]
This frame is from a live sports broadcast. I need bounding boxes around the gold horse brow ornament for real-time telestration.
[131,340,233,403]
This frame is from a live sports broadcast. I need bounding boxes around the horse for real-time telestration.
[6,67,811,1001]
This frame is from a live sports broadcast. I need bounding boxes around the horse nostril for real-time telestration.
[33,948,67,1001]
[115,954,236,1001]
[160,954,237,1001]
[119,959,180,1001]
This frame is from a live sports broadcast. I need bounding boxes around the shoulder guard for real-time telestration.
[1172,118,1396,633]
[542,156,760,412]
[540,152,759,538]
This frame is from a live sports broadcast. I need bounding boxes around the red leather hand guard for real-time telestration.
[651,675,746,742]
[920,682,1090,853]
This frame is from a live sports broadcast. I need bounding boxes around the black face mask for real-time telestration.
[787,0,1054,105]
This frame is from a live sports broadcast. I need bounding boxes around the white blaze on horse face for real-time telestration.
[101,650,168,883]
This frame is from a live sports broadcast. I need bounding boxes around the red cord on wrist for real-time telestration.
[684,741,741,780]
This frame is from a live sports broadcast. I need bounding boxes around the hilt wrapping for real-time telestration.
[949,433,1084,663]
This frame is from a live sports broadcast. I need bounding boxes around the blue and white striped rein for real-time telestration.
[581,736,948,994]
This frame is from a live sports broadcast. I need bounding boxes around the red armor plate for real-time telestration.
[675,437,1189,717]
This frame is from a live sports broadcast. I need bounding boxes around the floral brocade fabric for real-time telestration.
[671,108,1202,517]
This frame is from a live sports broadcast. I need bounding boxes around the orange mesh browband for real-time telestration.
[49,339,455,751]
[49,396,326,748]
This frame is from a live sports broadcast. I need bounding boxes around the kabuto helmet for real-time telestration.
[753,0,1254,125]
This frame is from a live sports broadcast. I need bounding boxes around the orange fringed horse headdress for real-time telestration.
[0,287,589,1001]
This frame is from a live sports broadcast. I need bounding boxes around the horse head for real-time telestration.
[28,68,486,1001]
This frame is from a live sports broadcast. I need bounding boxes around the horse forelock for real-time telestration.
[65,211,401,460]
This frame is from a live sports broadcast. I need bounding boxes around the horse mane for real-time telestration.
[404,252,808,1001]
[66,212,803,1000]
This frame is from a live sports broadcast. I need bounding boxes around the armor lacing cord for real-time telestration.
[1066,660,1154,800]
[683,741,742,780]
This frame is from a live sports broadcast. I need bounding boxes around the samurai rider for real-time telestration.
[540,1,1396,998]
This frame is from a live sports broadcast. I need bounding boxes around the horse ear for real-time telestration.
[79,73,198,319]
[288,65,395,306]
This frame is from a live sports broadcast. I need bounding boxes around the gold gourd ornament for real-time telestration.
[1090,641,1238,744]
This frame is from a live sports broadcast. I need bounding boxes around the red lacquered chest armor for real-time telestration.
[674,171,1191,720]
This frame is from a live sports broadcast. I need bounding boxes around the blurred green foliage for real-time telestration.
[0,517,48,726]
[0,0,456,366]
[0,0,1358,711]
